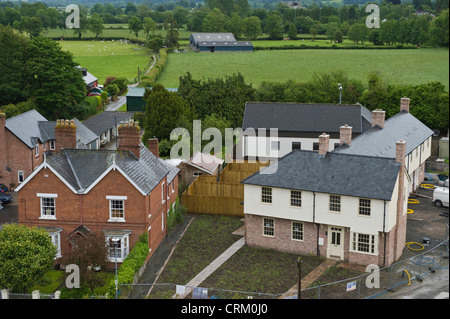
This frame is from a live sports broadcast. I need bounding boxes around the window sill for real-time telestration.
[39,216,56,220]
[108,219,126,223]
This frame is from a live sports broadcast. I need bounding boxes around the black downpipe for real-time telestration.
[383,200,387,267]
[313,192,320,256]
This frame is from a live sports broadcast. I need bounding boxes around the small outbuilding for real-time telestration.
[126,87,178,112]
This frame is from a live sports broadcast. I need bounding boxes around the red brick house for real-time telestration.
[0,110,98,189]
[14,120,179,265]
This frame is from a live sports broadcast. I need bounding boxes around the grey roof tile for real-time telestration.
[46,144,169,194]
[241,150,401,200]
[5,110,48,148]
[333,111,434,157]
[242,102,372,133]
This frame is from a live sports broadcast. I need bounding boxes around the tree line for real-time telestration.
[0,1,448,47]
[138,71,448,157]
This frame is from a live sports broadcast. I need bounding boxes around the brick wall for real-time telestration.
[17,164,169,264]
[245,214,327,257]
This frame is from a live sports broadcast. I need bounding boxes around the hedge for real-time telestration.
[107,233,149,298]
[139,48,168,87]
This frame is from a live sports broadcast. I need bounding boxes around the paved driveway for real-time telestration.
[0,192,18,225]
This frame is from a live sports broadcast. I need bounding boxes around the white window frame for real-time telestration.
[358,198,371,217]
[106,234,130,262]
[329,195,341,213]
[37,193,57,220]
[290,190,302,207]
[291,221,304,241]
[263,217,274,237]
[35,144,39,157]
[107,195,127,222]
[50,140,55,150]
[18,170,25,184]
[49,231,62,258]
[271,140,280,151]
[351,232,377,255]
[261,187,272,204]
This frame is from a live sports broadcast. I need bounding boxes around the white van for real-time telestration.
[433,187,449,208]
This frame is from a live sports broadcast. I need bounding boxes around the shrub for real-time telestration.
[107,238,149,298]
[139,48,168,87]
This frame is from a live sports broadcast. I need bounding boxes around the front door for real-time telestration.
[328,226,344,260]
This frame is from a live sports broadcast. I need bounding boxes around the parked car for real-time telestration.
[0,183,12,205]
[0,192,12,205]
[433,187,449,208]
[0,183,8,193]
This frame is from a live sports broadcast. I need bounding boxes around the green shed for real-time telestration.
[126,87,148,112]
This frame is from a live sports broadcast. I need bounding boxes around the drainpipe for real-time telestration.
[313,192,320,256]
[383,200,386,267]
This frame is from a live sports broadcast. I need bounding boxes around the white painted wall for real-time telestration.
[243,135,340,158]
[243,183,401,236]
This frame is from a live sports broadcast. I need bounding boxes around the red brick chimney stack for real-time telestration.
[118,120,141,159]
[339,124,352,147]
[371,109,386,128]
[54,119,77,151]
[148,137,159,158]
[318,133,329,156]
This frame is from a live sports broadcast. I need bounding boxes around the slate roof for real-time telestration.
[190,33,236,43]
[46,144,170,194]
[196,41,253,48]
[242,102,372,134]
[5,109,48,148]
[190,152,224,174]
[37,119,97,149]
[333,111,434,158]
[241,150,401,200]
[82,111,134,136]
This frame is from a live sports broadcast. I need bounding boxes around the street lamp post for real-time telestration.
[110,237,120,299]
[338,83,343,104]
[297,257,302,299]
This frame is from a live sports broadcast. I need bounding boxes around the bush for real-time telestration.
[107,238,149,298]
[139,48,168,87]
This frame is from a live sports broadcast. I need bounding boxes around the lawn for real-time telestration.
[149,214,323,299]
[58,40,153,84]
[157,48,449,89]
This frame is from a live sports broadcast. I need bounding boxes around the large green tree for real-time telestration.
[0,224,56,292]
[25,36,87,120]
[0,25,30,106]
[142,84,193,143]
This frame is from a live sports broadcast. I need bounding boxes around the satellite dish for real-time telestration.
[433,129,440,137]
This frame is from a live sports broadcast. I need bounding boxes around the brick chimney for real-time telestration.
[54,119,77,151]
[148,137,159,158]
[339,124,352,147]
[118,120,141,159]
[318,133,329,156]
[371,109,386,128]
[400,97,410,113]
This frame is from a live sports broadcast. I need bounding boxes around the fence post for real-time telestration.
[32,290,40,299]
[1,289,9,299]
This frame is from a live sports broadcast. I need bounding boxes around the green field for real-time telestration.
[157,48,449,89]
[59,40,153,84]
